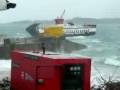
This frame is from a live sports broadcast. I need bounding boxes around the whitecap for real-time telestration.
[104,56,120,66]
[0,60,11,71]
[90,39,102,43]
[0,60,11,80]
[66,36,86,40]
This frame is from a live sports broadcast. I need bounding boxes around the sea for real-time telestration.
[0,22,120,85]
[66,24,120,85]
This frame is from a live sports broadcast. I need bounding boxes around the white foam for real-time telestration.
[66,36,86,40]
[104,57,120,66]
[0,60,11,80]
[74,38,101,44]
[91,39,101,43]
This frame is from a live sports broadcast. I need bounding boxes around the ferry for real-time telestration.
[26,18,96,38]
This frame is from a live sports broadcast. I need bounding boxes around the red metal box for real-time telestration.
[10,51,91,90]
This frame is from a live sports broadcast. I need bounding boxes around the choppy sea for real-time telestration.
[66,24,120,85]
[1,23,120,85]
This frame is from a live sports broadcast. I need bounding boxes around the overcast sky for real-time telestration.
[0,0,120,23]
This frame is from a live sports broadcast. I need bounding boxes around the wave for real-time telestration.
[0,60,11,70]
[67,36,102,45]
[16,33,27,38]
[0,60,11,80]
[66,36,86,40]
[81,39,102,44]
[104,56,120,66]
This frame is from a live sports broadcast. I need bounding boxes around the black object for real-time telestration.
[62,64,83,90]
[0,77,10,90]
[7,3,16,9]
[41,43,45,55]
[68,22,74,26]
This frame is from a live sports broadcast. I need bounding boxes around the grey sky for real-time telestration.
[0,0,120,23]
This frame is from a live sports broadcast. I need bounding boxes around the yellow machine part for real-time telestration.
[42,25,64,38]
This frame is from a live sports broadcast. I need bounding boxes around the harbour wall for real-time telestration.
[0,37,87,59]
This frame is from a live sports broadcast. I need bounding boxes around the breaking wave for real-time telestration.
[104,56,120,66]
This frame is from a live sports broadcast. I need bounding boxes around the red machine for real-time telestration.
[10,51,91,90]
